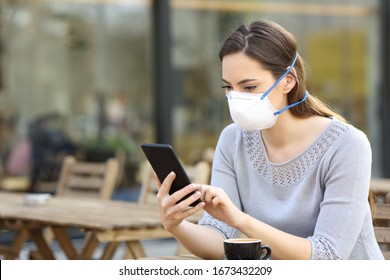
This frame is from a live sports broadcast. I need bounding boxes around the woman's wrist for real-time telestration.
[164,220,189,235]
[164,223,180,233]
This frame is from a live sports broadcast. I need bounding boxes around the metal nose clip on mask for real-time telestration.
[226,53,309,131]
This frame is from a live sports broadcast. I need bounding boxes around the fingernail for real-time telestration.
[193,191,200,198]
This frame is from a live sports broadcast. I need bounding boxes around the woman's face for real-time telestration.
[221,52,287,110]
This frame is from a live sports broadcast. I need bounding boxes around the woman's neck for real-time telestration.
[261,114,331,163]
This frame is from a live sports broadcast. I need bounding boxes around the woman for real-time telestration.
[157,20,384,260]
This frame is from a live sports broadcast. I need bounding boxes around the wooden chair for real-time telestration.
[373,203,390,260]
[370,178,390,203]
[55,155,120,199]
[0,223,29,260]
[28,155,120,259]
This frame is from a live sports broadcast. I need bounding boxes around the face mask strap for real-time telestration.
[274,90,309,115]
[261,53,299,101]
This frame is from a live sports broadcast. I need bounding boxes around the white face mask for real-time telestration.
[227,90,309,131]
[226,53,309,131]
[227,91,279,130]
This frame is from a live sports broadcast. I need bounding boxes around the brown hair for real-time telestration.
[219,20,375,210]
[219,20,346,122]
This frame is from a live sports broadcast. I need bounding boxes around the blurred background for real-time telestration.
[0,0,389,194]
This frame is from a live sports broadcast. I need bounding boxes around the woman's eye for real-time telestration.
[244,86,257,91]
[221,85,232,92]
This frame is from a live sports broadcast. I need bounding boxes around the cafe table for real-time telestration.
[140,254,202,260]
[0,192,201,260]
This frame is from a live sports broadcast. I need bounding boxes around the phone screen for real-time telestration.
[141,143,202,207]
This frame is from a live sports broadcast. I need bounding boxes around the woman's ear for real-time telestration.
[282,68,297,93]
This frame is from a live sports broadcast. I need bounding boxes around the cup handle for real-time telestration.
[260,245,272,260]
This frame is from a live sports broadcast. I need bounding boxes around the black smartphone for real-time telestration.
[140,143,202,207]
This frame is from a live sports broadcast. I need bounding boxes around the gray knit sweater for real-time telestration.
[198,118,384,259]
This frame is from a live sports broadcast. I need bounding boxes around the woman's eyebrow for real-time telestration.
[222,78,259,85]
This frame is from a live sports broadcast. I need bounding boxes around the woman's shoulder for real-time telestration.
[219,123,242,141]
[215,124,244,155]
[328,118,371,152]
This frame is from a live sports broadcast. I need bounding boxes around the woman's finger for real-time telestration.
[173,190,202,211]
[170,197,205,220]
[202,186,222,203]
[169,184,198,204]
[178,200,205,217]
[212,194,224,207]
[157,172,175,200]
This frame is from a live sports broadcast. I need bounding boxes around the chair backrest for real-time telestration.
[373,203,390,260]
[138,160,211,205]
[55,155,120,200]
[370,178,390,202]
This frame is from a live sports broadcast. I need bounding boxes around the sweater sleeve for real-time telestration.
[198,124,241,239]
[308,127,372,259]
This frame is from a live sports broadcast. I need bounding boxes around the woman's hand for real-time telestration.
[198,185,244,228]
[156,172,205,232]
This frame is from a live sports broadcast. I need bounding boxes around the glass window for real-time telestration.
[0,0,383,188]
[1,0,153,187]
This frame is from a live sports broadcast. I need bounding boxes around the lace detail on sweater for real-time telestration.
[198,212,239,239]
[243,120,349,187]
[308,236,342,260]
